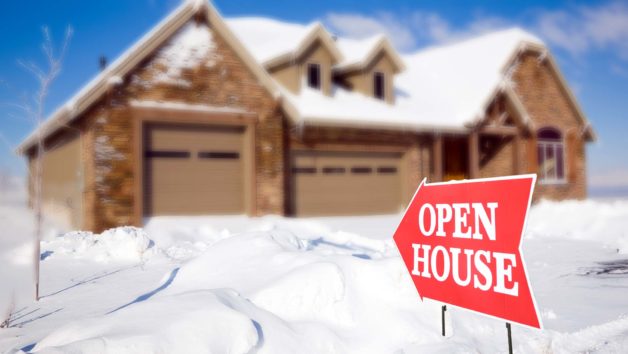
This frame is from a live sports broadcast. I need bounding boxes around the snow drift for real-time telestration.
[527,199,628,253]
[1,200,628,353]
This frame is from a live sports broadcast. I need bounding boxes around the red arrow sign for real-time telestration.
[393,175,541,329]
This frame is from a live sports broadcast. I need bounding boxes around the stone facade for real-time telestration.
[512,51,587,200]
[478,136,517,178]
[81,19,285,231]
[26,20,590,232]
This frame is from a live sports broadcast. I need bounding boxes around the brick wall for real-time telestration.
[80,19,285,231]
[512,51,587,200]
[479,135,516,178]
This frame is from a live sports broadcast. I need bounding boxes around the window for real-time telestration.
[292,167,317,174]
[307,63,321,90]
[351,167,372,174]
[373,72,385,100]
[537,127,565,183]
[377,166,397,174]
[198,151,239,159]
[145,150,190,158]
[322,167,345,174]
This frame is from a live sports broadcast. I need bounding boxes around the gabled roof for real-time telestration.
[225,17,316,64]
[222,18,554,131]
[512,41,596,141]
[227,17,404,73]
[227,18,344,69]
[275,28,545,131]
[18,3,595,152]
[393,28,544,129]
[17,0,293,154]
[334,36,406,74]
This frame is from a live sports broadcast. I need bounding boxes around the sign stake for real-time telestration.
[441,305,447,336]
[506,322,513,354]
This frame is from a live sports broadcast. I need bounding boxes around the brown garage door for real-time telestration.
[291,151,404,216]
[144,123,245,216]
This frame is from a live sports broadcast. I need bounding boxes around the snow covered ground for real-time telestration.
[1,179,628,353]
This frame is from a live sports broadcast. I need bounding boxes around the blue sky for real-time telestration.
[0,0,626,193]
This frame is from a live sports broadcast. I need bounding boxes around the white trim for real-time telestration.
[263,23,344,70]
[334,36,406,74]
[470,78,533,133]
[537,132,566,184]
[129,100,251,115]
[300,115,468,134]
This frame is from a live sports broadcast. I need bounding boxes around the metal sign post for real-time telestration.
[441,305,447,336]
[506,322,513,354]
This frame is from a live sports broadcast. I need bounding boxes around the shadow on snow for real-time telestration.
[107,267,180,314]
[41,265,138,299]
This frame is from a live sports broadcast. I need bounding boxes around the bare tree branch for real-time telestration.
[11,25,73,302]
[17,60,46,82]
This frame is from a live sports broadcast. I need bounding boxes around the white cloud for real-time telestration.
[323,11,510,51]
[410,12,451,43]
[535,2,628,60]
[324,12,416,50]
[411,13,511,44]
[536,11,589,55]
[324,1,628,65]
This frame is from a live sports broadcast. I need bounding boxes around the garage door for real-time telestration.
[291,151,404,216]
[144,123,245,216]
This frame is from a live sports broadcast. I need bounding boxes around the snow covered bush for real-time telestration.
[41,227,155,263]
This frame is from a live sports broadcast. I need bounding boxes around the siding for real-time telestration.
[29,131,84,229]
[338,53,397,104]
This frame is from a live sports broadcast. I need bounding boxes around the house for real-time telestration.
[17,0,595,232]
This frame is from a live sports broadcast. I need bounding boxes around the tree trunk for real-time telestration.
[33,133,43,302]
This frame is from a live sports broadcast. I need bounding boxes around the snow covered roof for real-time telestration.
[17,1,286,154]
[17,2,594,153]
[225,17,544,130]
[284,86,456,131]
[226,17,404,73]
[266,26,544,131]
[226,17,318,64]
[334,35,406,73]
[335,35,384,67]
[395,28,543,128]
[227,17,344,68]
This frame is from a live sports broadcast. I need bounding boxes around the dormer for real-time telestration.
[333,37,405,104]
[263,24,343,96]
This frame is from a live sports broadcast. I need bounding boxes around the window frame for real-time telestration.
[306,62,322,90]
[537,128,567,185]
[373,71,386,101]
